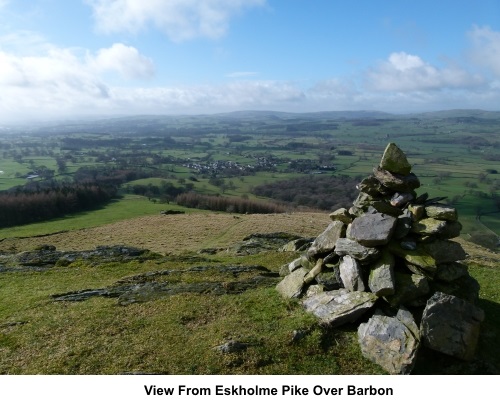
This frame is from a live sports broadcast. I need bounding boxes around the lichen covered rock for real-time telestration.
[358,308,420,374]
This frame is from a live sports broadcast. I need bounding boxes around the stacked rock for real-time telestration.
[276,143,484,374]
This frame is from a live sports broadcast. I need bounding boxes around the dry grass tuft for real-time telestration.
[0,212,331,254]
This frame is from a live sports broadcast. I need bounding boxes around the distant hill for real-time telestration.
[404,109,500,120]
[6,109,500,134]
[215,110,396,120]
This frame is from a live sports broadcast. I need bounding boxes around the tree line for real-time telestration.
[175,192,288,214]
[0,182,117,227]
[0,167,150,227]
[252,174,360,211]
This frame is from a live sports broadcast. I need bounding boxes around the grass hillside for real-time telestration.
[0,211,499,374]
[0,212,331,254]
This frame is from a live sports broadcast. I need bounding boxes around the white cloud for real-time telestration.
[0,47,105,91]
[88,43,155,79]
[86,0,266,42]
[0,40,158,121]
[387,52,426,71]
[366,52,483,92]
[467,25,500,76]
[111,80,305,112]
[0,47,110,120]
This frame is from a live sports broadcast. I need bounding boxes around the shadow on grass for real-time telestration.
[413,298,500,375]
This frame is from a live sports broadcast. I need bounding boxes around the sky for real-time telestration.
[0,0,500,122]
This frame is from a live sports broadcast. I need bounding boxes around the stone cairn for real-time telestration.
[276,143,485,374]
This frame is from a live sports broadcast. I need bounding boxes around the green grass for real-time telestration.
[2,194,197,238]
[0,252,383,375]
[0,245,498,375]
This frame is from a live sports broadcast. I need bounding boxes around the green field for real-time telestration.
[1,109,499,247]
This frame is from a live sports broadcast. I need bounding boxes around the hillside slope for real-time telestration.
[0,212,331,255]
[0,211,499,375]
[1,212,498,262]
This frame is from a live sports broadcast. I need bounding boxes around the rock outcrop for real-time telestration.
[276,142,484,374]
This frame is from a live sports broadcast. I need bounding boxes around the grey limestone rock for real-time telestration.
[379,143,412,175]
[358,307,420,374]
[420,292,484,361]
[276,268,308,299]
[279,238,313,252]
[347,212,397,247]
[214,340,248,354]
[411,218,447,235]
[356,176,390,197]
[353,192,376,209]
[425,204,458,221]
[308,220,346,257]
[370,201,404,217]
[412,218,462,240]
[339,255,366,292]
[302,289,378,327]
[408,204,425,221]
[304,258,324,284]
[300,253,317,270]
[329,208,353,224]
[390,192,414,207]
[368,251,395,296]
[388,241,437,273]
[334,238,381,263]
[285,257,303,275]
[304,284,324,298]
[352,193,403,217]
[373,166,421,192]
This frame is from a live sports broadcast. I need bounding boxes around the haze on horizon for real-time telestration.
[1,0,500,124]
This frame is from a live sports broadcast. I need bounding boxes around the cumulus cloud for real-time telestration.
[0,47,107,92]
[88,43,155,79]
[86,0,266,42]
[366,51,483,92]
[0,41,158,120]
[0,37,305,120]
[467,25,500,76]
[0,47,110,120]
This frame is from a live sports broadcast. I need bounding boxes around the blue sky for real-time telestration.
[1,0,499,122]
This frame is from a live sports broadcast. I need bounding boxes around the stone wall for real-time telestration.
[276,143,484,374]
